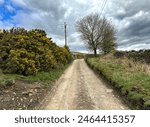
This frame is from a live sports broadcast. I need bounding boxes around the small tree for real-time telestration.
[76,13,116,56]
[100,22,116,54]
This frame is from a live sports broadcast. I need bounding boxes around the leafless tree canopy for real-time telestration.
[76,14,116,55]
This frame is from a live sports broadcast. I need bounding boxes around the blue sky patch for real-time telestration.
[0,0,23,24]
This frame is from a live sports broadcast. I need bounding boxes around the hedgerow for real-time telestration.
[0,28,72,75]
[114,50,150,64]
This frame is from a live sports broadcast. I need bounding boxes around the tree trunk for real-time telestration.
[94,49,97,57]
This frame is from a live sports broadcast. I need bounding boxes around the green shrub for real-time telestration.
[0,28,73,75]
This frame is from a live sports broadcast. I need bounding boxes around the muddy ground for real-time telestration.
[0,80,53,110]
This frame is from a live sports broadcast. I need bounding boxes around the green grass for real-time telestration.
[21,65,68,82]
[86,57,150,109]
[1,64,69,87]
[0,73,15,88]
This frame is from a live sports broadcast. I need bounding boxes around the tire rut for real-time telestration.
[73,62,94,109]
[40,59,129,110]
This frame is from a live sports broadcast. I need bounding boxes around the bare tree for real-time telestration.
[76,13,116,55]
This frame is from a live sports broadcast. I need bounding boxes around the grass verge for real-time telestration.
[1,64,69,88]
[86,56,150,109]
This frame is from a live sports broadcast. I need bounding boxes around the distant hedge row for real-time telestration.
[0,28,72,75]
[114,50,150,64]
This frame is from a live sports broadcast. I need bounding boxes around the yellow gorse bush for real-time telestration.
[0,28,72,75]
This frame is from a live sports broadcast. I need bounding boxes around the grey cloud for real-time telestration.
[69,43,87,52]
[119,13,150,37]
[113,0,150,20]
[25,0,67,20]
[5,0,150,52]
[9,0,94,52]
[107,0,150,50]
[12,1,67,36]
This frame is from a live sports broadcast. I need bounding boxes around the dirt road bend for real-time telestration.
[41,59,128,110]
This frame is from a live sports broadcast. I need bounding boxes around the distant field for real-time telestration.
[86,55,150,109]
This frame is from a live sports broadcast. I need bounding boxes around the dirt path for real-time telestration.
[40,59,128,110]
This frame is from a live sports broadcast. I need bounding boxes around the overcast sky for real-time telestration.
[0,0,150,52]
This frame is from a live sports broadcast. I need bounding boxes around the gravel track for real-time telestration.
[41,59,128,110]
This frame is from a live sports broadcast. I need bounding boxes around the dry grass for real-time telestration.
[101,54,150,75]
